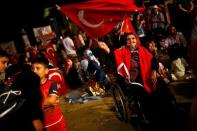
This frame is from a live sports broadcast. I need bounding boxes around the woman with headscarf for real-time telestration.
[114,32,176,130]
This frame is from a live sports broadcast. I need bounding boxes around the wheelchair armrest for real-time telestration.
[129,82,144,88]
[115,74,144,88]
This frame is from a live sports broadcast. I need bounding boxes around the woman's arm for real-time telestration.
[150,57,159,82]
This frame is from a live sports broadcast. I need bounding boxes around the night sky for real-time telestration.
[0,0,88,43]
[0,0,143,43]
[0,0,54,43]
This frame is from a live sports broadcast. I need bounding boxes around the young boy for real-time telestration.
[32,57,67,131]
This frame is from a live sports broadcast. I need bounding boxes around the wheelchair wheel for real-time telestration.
[111,83,129,122]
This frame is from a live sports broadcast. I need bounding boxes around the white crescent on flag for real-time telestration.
[78,10,104,28]
[46,47,55,56]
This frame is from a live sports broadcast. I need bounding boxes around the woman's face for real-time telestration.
[126,34,137,49]
[66,59,73,67]
[148,41,156,51]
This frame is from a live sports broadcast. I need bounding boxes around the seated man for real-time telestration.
[169,45,189,81]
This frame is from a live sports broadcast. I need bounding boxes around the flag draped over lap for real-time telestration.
[60,0,144,38]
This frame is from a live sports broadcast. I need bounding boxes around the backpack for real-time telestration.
[0,86,25,119]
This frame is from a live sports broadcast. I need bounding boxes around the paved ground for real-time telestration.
[60,77,196,131]
[60,95,136,131]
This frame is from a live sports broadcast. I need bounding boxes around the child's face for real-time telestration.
[32,63,48,80]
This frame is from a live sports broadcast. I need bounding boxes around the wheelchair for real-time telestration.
[111,81,149,124]
[111,77,178,131]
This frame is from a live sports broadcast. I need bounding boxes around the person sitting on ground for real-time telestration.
[147,40,171,84]
[163,25,188,55]
[147,39,159,58]
[169,45,189,81]
[83,49,111,95]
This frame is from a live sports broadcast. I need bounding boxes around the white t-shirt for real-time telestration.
[62,37,77,55]
[80,59,89,72]
[171,58,188,79]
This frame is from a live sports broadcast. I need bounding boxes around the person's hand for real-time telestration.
[149,70,157,90]
[141,20,145,24]
[98,42,110,54]
[33,119,44,131]
[124,78,132,88]
[150,70,157,84]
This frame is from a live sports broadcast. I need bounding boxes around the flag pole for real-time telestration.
[119,12,130,40]
[55,4,61,10]
[119,19,124,41]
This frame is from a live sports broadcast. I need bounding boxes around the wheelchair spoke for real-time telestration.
[111,83,129,122]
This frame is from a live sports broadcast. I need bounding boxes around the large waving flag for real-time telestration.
[59,0,144,38]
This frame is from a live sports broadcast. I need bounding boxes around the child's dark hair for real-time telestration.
[32,56,49,68]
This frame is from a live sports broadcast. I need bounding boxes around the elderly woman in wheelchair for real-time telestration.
[112,32,177,130]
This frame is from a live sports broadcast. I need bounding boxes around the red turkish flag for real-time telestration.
[121,16,136,33]
[42,41,58,66]
[60,0,144,38]
[121,15,143,46]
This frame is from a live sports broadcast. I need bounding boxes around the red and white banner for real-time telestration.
[42,41,58,66]
[33,25,56,42]
[60,0,144,38]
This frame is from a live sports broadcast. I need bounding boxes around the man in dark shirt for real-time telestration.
[2,54,44,131]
